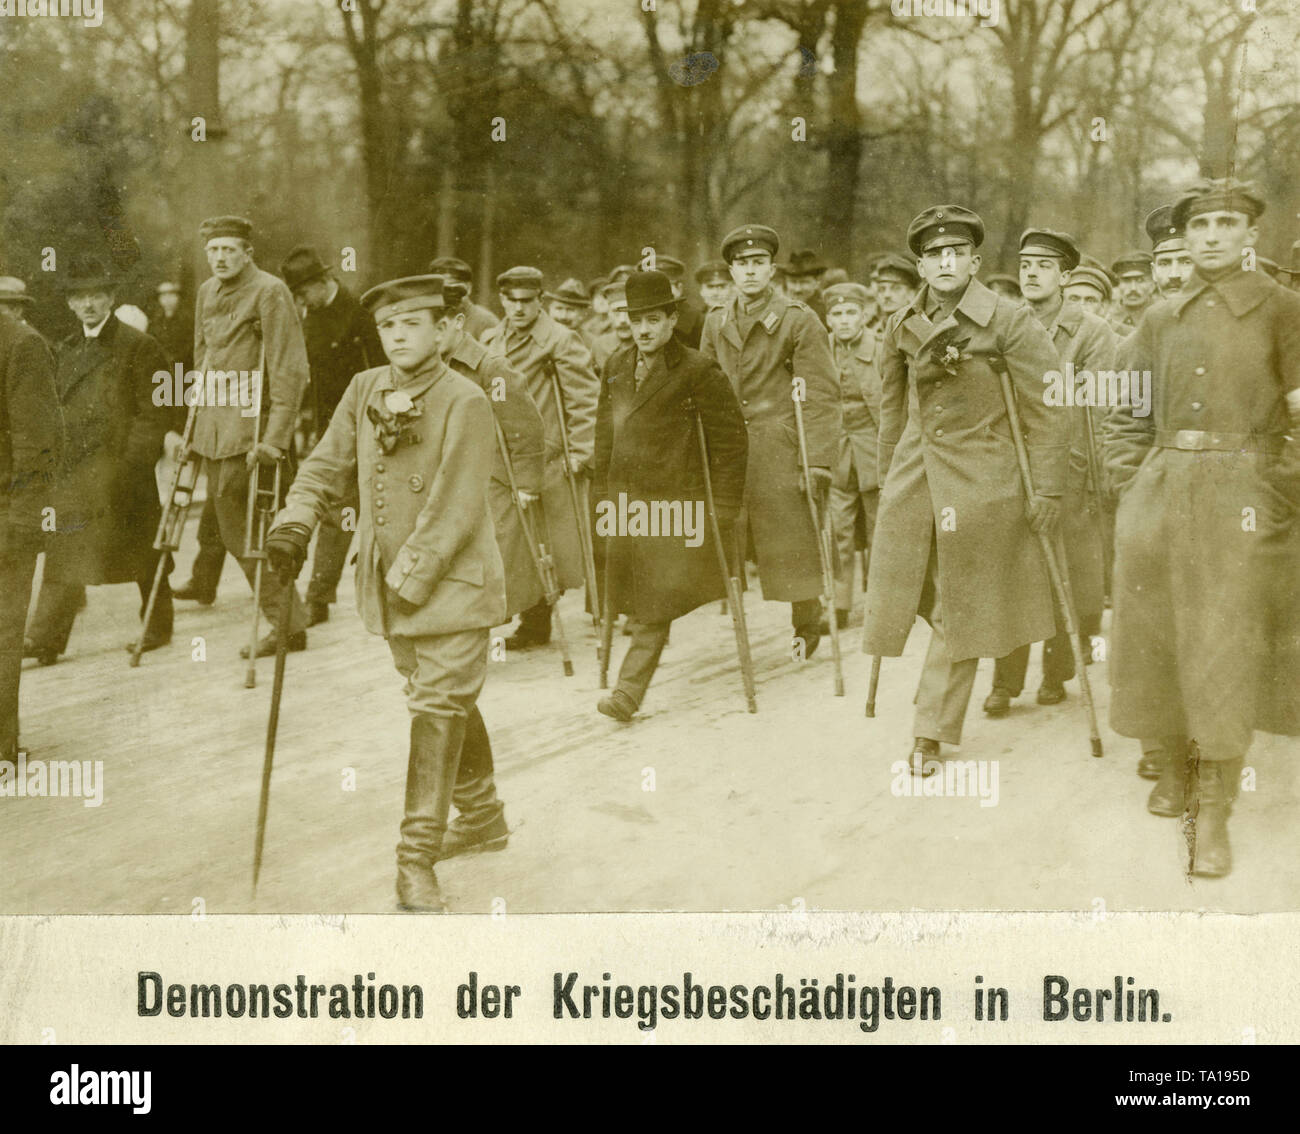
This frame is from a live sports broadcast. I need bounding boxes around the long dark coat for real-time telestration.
[0,312,62,552]
[700,290,838,601]
[592,338,747,624]
[862,278,1070,663]
[1104,267,1300,746]
[49,316,175,584]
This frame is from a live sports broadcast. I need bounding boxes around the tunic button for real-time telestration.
[1194,367,1205,375]
[376,516,387,525]
[935,428,944,437]
[376,463,386,472]
[376,500,385,508]
[1191,401,1203,411]
[375,481,384,491]
[935,405,943,412]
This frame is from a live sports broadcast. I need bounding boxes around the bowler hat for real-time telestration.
[623,271,678,316]
[280,245,330,291]
[62,254,115,293]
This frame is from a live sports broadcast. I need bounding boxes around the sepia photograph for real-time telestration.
[0,0,1297,948]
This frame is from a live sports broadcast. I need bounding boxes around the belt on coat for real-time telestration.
[1154,429,1284,454]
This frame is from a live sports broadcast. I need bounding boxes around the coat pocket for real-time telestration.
[445,559,484,587]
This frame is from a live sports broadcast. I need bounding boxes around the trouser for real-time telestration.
[992,610,1101,695]
[305,487,358,606]
[0,541,39,757]
[914,550,979,746]
[830,482,878,611]
[791,597,822,630]
[27,550,174,655]
[388,628,502,846]
[203,456,308,635]
[185,494,228,596]
[614,620,672,708]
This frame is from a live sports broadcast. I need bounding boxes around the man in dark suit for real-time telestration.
[592,271,748,721]
[25,256,178,663]
[0,308,61,757]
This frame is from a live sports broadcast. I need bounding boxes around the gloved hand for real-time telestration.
[800,466,832,505]
[1026,493,1061,534]
[265,522,312,581]
[246,441,284,469]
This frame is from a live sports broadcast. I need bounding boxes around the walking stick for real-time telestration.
[252,576,295,896]
[1081,406,1114,561]
[792,393,844,696]
[598,539,615,690]
[547,363,602,638]
[694,407,757,713]
[494,421,573,676]
[133,395,202,667]
[865,655,882,717]
[992,359,1103,758]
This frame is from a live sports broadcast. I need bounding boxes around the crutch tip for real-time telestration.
[1091,737,1104,758]
[864,704,876,718]
[563,661,574,676]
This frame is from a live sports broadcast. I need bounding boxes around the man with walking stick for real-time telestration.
[265,274,510,911]
[699,224,839,662]
[483,266,600,651]
[863,206,1069,776]
[188,216,311,662]
[591,271,749,721]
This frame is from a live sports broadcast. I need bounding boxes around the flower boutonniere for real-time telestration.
[927,332,973,377]
[366,388,424,454]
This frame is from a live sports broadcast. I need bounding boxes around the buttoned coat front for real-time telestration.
[832,330,883,494]
[862,278,1069,662]
[276,359,506,638]
[592,338,748,623]
[1104,268,1300,745]
[700,289,838,601]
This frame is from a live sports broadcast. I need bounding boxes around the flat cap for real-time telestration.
[907,205,984,255]
[200,215,253,242]
[1172,178,1265,228]
[1144,205,1185,252]
[1019,228,1080,271]
[1110,250,1153,277]
[871,253,920,286]
[655,255,687,279]
[544,277,591,307]
[495,265,544,294]
[601,278,628,307]
[721,224,780,262]
[694,260,731,285]
[0,277,33,304]
[428,256,473,283]
[822,282,871,308]
[361,274,447,322]
[1066,265,1113,301]
[787,249,827,276]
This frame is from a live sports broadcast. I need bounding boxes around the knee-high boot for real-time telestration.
[395,713,466,912]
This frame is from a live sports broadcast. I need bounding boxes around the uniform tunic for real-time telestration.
[863,278,1069,663]
[1104,267,1300,752]
[829,329,883,609]
[481,310,599,592]
[700,288,838,602]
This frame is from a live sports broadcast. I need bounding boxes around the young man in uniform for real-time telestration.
[1104,179,1300,877]
[1110,250,1157,330]
[700,224,838,657]
[983,228,1113,715]
[1146,206,1193,299]
[863,206,1068,775]
[266,275,509,911]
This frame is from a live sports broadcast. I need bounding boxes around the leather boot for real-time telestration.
[440,708,507,860]
[1147,749,1189,817]
[395,713,466,912]
[1186,756,1242,879]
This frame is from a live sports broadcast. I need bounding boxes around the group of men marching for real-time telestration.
[1,172,1296,910]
